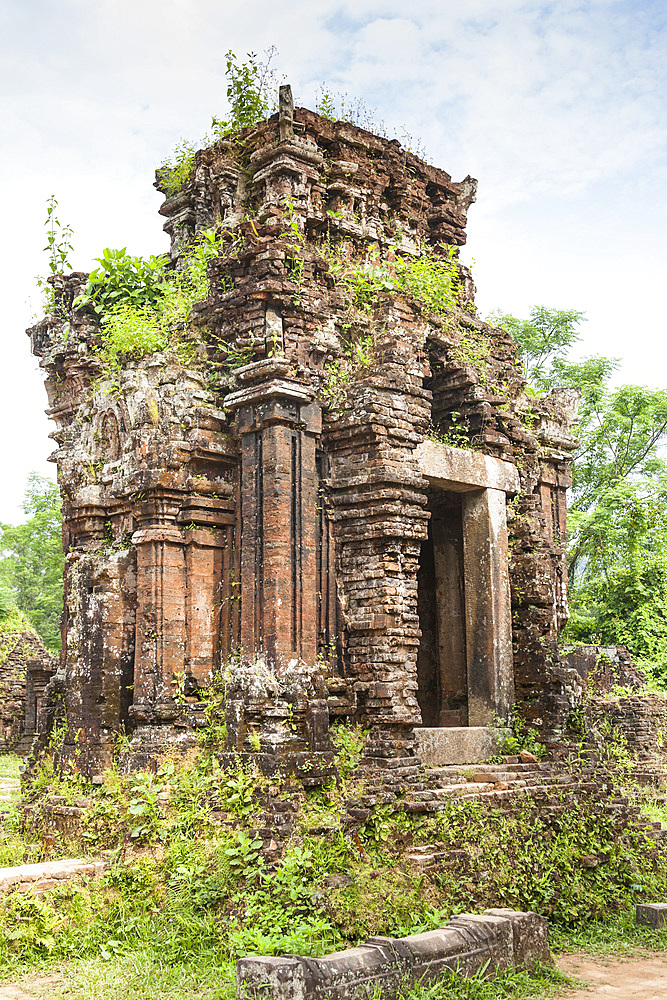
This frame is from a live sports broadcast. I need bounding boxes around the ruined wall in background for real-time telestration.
[0,623,56,752]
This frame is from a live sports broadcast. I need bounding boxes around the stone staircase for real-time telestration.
[346,753,667,848]
[346,757,568,821]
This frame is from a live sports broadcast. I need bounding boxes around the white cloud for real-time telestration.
[1,0,666,521]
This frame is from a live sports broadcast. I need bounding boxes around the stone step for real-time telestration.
[425,762,547,777]
[409,782,498,800]
[0,779,20,804]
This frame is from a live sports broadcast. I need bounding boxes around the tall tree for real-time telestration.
[0,475,64,650]
[492,307,667,681]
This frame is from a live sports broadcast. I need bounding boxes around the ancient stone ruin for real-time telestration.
[0,621,56,753]
[28,87,579,778]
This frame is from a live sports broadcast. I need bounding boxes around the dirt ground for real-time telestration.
[557,952,667,998]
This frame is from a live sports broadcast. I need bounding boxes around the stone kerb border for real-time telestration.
[237,909,550,1000]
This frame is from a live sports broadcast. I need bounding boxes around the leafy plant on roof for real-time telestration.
[158,48,280,197]
[74,230,229,370]
[77,248,168,316]
[211,47,279,139]
[36,196,74,311]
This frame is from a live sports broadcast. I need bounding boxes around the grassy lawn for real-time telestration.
[0,752,22,782]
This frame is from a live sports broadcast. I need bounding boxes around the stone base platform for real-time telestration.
[415,727,501,766]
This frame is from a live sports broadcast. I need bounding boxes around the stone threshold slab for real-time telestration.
[415,726,501,766]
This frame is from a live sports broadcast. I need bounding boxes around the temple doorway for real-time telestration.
[416,492,468,727]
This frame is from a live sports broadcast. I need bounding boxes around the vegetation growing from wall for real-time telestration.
[75,230,229,371]
[36,196,74,312]
[320,239,461,407]
[326,240,460,317]
[157,48,279,197]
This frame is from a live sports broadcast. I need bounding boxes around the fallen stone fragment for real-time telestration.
[636,902,667,928]
[0,859,107,897]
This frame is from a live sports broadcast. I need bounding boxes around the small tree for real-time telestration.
[488,305,585,388]
[493,306,667,684]
[211,47,278,139]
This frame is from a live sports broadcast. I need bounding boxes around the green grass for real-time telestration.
[2,740,667,999]
[0,951,236,1000]
[551,904,667,957]
[0,753,22,781]
[0,955,575,1000]
[398,962,577,1000]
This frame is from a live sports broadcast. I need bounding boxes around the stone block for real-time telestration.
[236,910,542,1000]
[237,956,306,1000]
[484,908,551,970]
[636,903,667,929]
[448,913,513,974]
[415,727,501,766]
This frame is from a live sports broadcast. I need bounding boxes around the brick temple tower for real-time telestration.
[28,87,577,778]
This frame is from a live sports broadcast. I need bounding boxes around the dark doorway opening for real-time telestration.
[416,492,468,726]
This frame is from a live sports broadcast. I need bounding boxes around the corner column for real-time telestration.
[131,520,187,714]
[225,363,321,672]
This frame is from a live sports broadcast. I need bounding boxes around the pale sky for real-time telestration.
[1,0,666,523]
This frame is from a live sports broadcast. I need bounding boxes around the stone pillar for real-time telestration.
[462,488,514,725]
[183,528,223,685]
[226,363,321,672]
[61,547,136,772]
[132,525,187,710]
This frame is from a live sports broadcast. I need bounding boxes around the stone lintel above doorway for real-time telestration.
[415,440,520,494]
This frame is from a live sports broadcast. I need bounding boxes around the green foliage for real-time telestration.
[0,475,64,650]
[328,241,459,317]
[559,365,667,681]
[100,304,168,362]
[127,771,166,842]
[224,830,263,877]
[488,306,585,388]
[157,49,279,198]
[320,241,459,409]
[397,961,572,1000]
[76,248,167,316]
[489,714,546,762]
[493,305,667,684]
[156,140,197,198]
[36,195,74,310]
[228,845,341,957]
[0,582,16,618]
[315,88,337,120]
[77,230,227,370]
[5,741,667,998]
[1,892,63,953]
[321,329,375,408]
[330,722,367,780]
[211,48,278,139]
